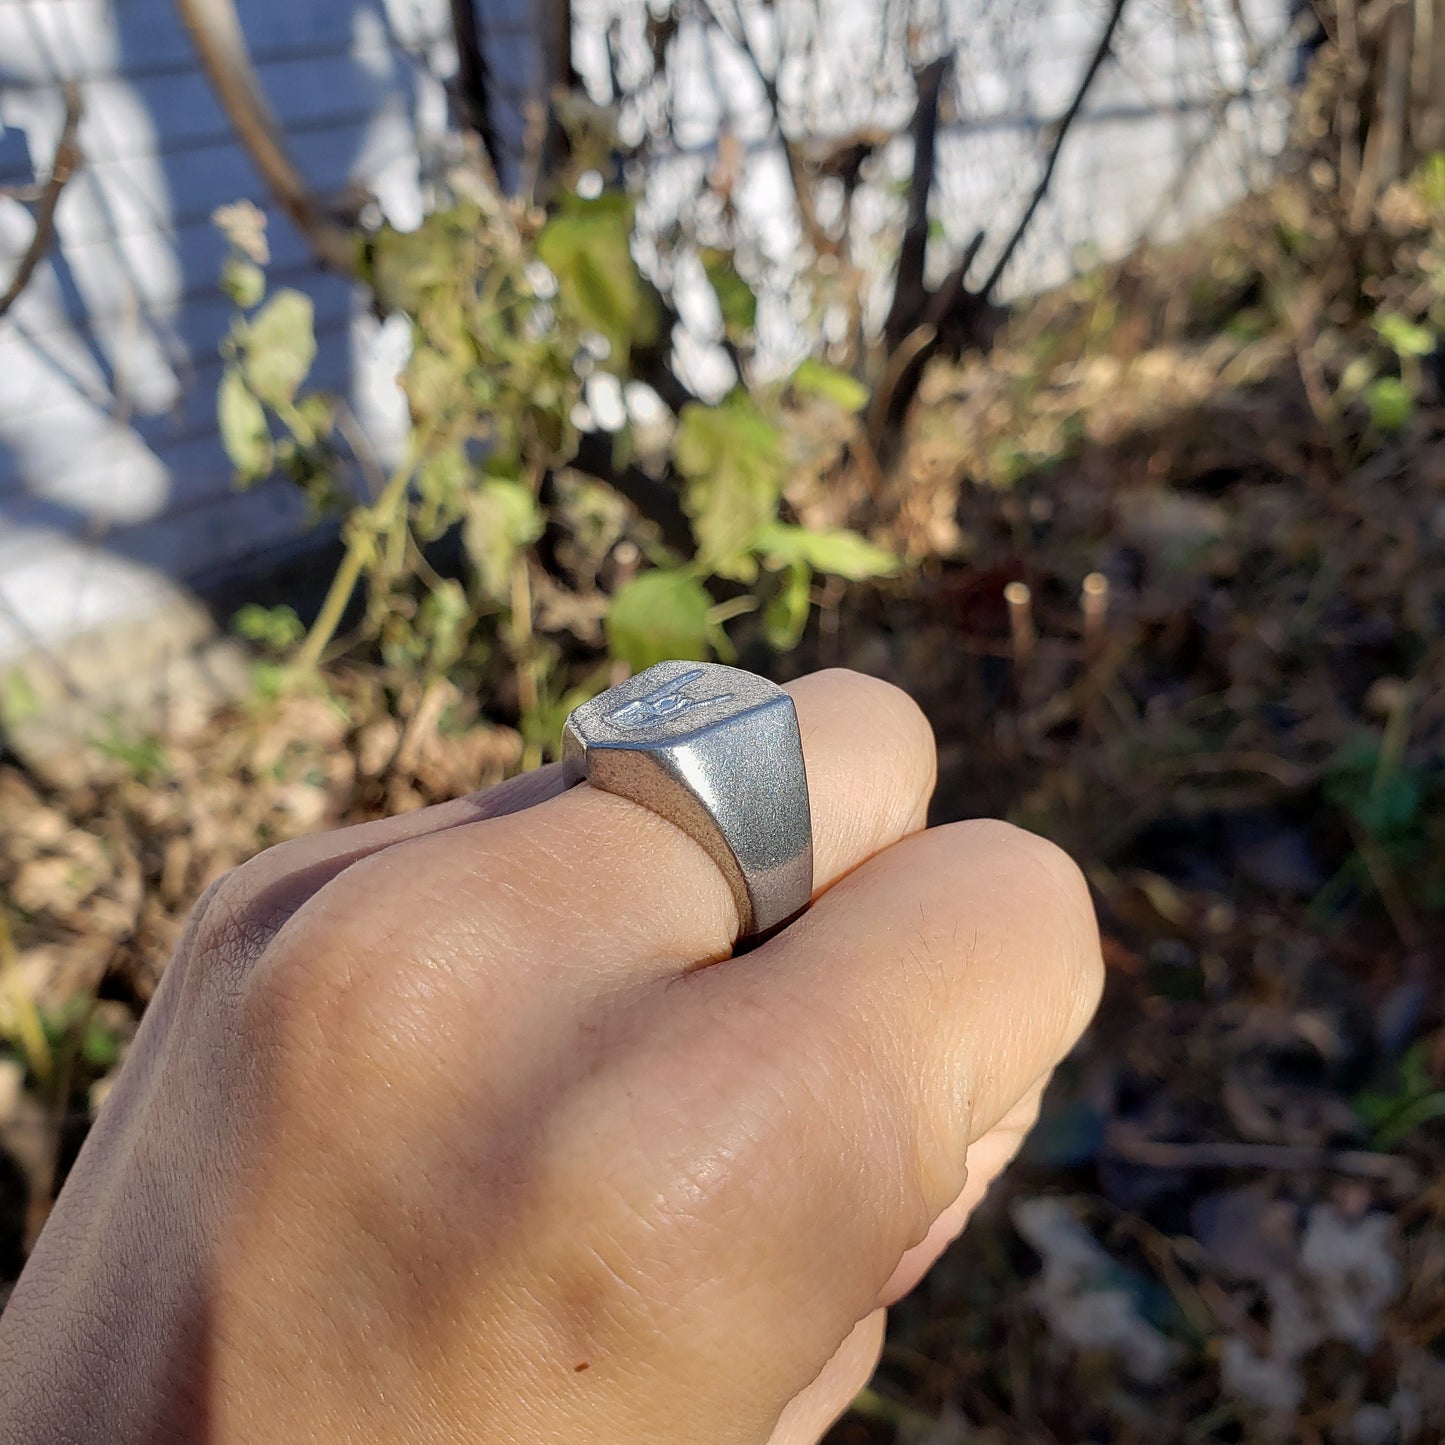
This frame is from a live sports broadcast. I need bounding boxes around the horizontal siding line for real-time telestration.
[96,138,419,233]
[0,29,456,92]
[647,86,1284,163]
[0,438,319,521]
[1,134,420,260]
[0,305,355,449]
[87,481,327,581]
[3,463,318,544]
[176,512,337,594]
[0,473,299,555]
[0,105,413,190]
[0,309,358,452]
[2,104,1268,357]
[0,251,352,372]
[0,83,534,190]
[0,100,417,184]
[0,481,323,590]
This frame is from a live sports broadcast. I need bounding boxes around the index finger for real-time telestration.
[303,669,939,987]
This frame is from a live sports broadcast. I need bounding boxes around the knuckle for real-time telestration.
[818,668,933,743]
[179,856,287,1003]
[811,667,938,801]
[250,854,395,1031]
[963,817,1089,903]
[242,844,495,1082]
[186,828,340,971]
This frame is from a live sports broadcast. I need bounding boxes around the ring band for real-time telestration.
[561,660,813,937]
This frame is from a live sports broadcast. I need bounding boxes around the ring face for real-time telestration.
[562,660,813,937]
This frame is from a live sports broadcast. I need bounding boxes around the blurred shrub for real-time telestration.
[214,168,892,756]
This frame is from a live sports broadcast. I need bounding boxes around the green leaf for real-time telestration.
[1337,355,1375,397]
[417,579,471,672]
[220,256,266,309]
[762,559,812,650]
[789,358,869,413]
[1415,152,1445,214]
[759,523,896,580]
[1324,736,1424,840]
[233,603,305,652]
[674,395,785,580]
[1356,1043,1445,1146]
[217,366,274,480]
[233,604,305,654]
[1366,376,1413,431]
[81,1013,121,1070]
[463,477,544,602]
[537,193,657,366]
[368,215,468,315]
[701,248,757,337]
[288,393,334,449]
[1374,312,1435,358]
[606,570,713,672]
[240,290,317,407]
[403,344,464,426]
[0,667,41,730]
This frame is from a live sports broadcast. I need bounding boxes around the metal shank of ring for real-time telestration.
[560,660,814,937]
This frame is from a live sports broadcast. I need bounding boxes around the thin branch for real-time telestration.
[448,0,505,179]
[694,0,832,255]
[333,400,389,501]
[979,0,1130,298]
[172,0,357,275]
[1408,0,1442,155]
[0,85,82,322]
[883,58,948,351]
[1348,0,1412,233]
[867,229,999,457]
[1335,0,1364,197]
[923,230,987,331]
[1104,1122,1418,1188]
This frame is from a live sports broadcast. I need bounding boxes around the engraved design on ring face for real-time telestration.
[605,668,737,731]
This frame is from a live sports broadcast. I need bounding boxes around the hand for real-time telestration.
[0,669,1102,1444]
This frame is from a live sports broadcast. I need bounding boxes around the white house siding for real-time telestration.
[0,0,539,662]
[0,0,1301,669]
[574,0,1303,380]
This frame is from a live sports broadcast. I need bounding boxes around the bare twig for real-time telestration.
[333,401,389,501]
[172,0,357,275]
[1409,0,1443,155]
[868,231,995,454]
[1105,1122,1418,1188]
[980,0,1130,299]
[883,58,949,350]
[1005,580,1036,675]
[1346,815,1423,949]
[1348,0,1412,232]
[1335,0,1364,197]
[1081,572,1109,652]
[864,319,936,443]
[447,0,505,179]
[0,85,83,322]
[693,0,832,256]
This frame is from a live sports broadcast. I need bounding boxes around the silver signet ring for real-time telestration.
[561,660,813,938]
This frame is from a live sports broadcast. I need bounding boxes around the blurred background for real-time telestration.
[2,0,1443,1439]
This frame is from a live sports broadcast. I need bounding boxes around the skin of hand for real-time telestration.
[0,669,1103,1445]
